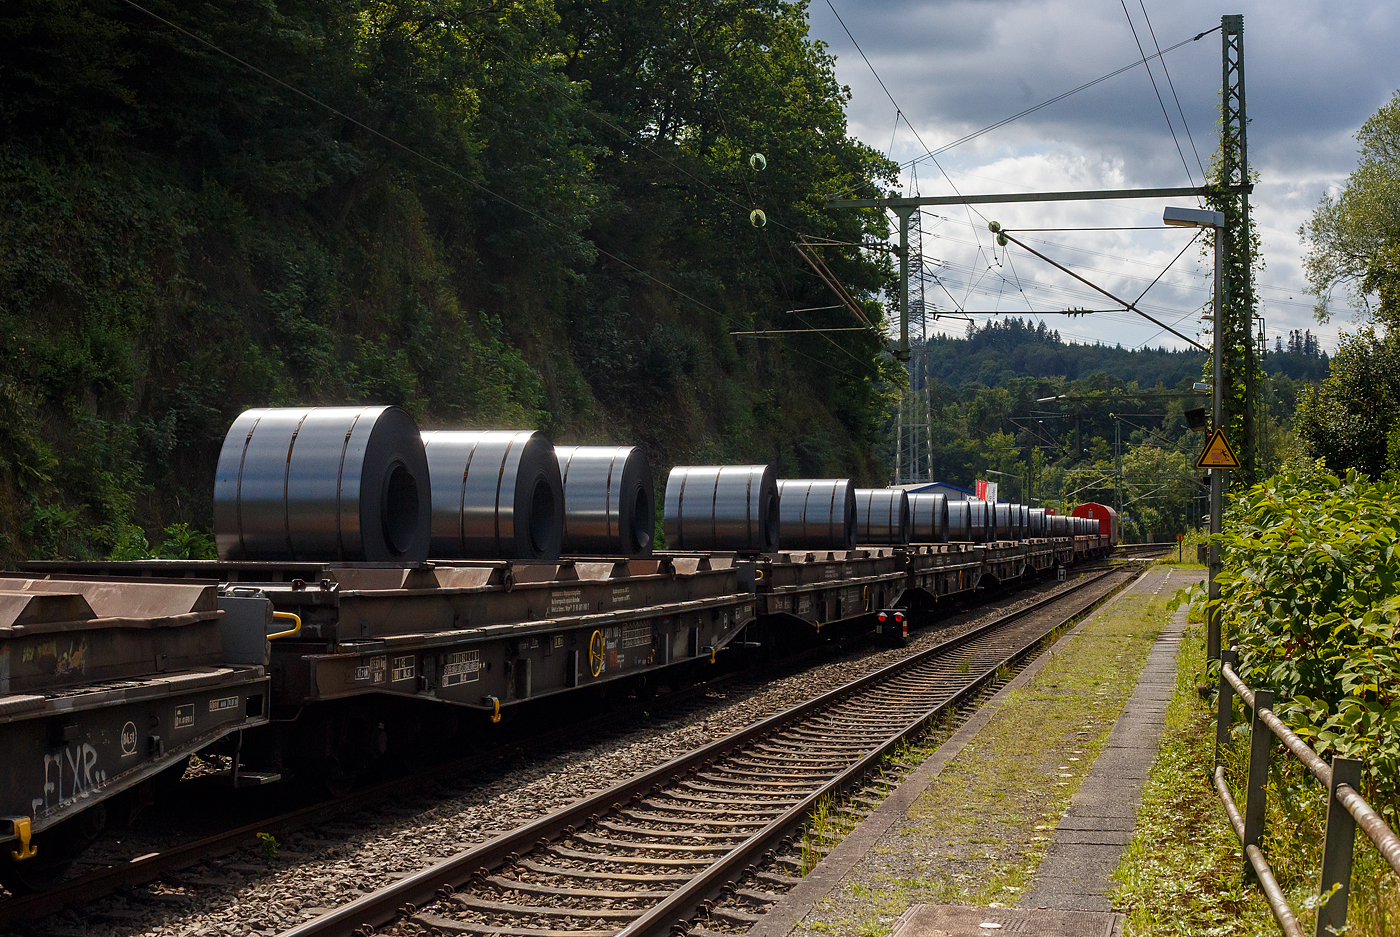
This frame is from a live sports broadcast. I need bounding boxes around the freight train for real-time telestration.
[0,406,1115,890]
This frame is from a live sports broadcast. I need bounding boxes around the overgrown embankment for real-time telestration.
[0,0,900,563]
[1209,465,1400,821]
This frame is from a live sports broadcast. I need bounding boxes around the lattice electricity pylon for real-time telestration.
[907,208,928,338]
[1218,13,1258,480]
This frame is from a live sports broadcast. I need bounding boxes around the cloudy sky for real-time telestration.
[804,0,1400,354]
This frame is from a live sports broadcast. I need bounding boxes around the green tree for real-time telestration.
[1302,90,1400,326]
[1294,327,1400,476]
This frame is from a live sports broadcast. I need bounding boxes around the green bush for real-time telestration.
[1208,463,1400,822]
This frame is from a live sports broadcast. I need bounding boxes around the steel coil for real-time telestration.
[420,431,565,560]
[776,479,856,551]
[214,406,431,562]
[1029,508,1046,537]
[946,500,971,541]
[909,493,949,543]
[664,465,780,552]
[855,489,910,545]
[555,446,655,556]
[994,502,1015,541]
[967,500,993,543]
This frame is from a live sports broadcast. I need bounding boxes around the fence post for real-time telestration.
[1242,687,1274,878]
[1216,649,1237,764]
[1315,757,1363,937]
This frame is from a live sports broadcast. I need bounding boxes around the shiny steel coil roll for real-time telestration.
[664,465,780,552]
[214,406,431,562]
[855,488,910,545]
[776,479,856,551]
[1019,504,1030,536]
[555,446,655,556]
[994,502,1015,540]
[420,430,564,560]
[967,500,993,543]
[1050,514,1067,536]
[946,500,971,541]
[909,492,949,543]
[1029,508,1047,537]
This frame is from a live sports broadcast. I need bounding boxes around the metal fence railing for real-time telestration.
[1214,649,1400,937]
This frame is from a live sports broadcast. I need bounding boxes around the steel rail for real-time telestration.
[614,571,1133,937]
[1224,662,1400,879]
[279,567,1135,937]
[1335,783,1400,877]
[2,564,1096,922]
[0,652,767,925]
[1224,663,1331,788]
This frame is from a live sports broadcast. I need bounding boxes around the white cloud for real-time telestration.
[808,0,1400,356]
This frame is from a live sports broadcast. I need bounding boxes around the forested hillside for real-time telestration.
[889,319,1326,541]
[0,0,900,563]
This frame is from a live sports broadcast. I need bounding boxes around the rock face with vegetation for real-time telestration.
[0,0,900,563]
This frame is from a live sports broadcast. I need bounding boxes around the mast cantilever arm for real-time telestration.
[995,230,1208,353]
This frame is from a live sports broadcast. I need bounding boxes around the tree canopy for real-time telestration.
[1302,90,1400,326]
[0,0,900,561]
[1296,90,1400,476]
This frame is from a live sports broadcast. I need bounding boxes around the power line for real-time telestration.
[1119,0,1196,186]
[899,25,1220,172]
[116,0,731,320]
[1137,1,1207,181]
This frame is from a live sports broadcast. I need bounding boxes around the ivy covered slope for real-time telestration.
[0,0,899,563]
[1211,466,1400,821]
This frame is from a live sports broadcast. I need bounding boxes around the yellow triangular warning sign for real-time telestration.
[1197,428,1241,470]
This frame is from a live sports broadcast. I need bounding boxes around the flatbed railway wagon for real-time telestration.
[0,407,1113,888]
[0,577,272,890]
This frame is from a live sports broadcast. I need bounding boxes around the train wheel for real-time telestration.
[0,853,74,894]
[0,805,105,894]
[321,756,356,798]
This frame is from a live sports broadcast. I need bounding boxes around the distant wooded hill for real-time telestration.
[917,318,1328,390]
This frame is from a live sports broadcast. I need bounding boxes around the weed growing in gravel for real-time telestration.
[257,832,279,862]
[802,796,857,874]
[957,657,971,675]
[792,588,1168,937]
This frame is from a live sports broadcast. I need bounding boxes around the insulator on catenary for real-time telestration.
[776,479,856,551]
[909,493,949,543]
[420,430,565,561]
[664,465,780,553]
[555,446,655,556]
[214,406,432,562]
[854,489,910,545]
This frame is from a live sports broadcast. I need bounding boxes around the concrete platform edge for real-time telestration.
[744,570,1148,937]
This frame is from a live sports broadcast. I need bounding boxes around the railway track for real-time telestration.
[282,565,1140,937]
[0,567,1112,930]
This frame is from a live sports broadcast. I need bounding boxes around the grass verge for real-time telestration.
[1111,625,1400,935]
[794,581,1169,937]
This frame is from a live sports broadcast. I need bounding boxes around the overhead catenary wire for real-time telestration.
[898,25,1221,172]
[1137,0,1207,181]
[115,0,733,321]
[1119,0,1197,186]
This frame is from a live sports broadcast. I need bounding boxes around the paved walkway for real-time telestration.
[749,565,1201,937]
[1018,596,1188,912]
